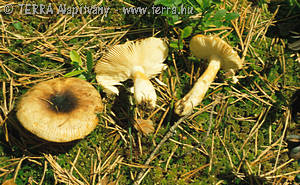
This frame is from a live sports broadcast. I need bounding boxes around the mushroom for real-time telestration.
[289,39,300,51]
[95,37,168,109]
[175,35,243,116]
[286,90,300,160]
[16,78,103,142]
[287,135,300,160]
[2,179,17,185]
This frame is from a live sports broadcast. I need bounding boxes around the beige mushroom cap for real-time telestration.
[16,78,103,143]
[190,35,243,71]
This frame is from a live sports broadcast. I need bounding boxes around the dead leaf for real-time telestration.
[97,176,116,185]
[133,119,154,135]
[1,179,17,185]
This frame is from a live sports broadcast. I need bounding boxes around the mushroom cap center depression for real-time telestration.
[48,91,78,113]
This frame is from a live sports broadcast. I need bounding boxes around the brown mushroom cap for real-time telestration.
[190,35,243,71]
[16,78,103,143]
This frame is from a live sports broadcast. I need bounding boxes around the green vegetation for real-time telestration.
[0,0,299,184]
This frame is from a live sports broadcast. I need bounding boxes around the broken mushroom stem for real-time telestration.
[175,55,221,116]
[132,66,157,109]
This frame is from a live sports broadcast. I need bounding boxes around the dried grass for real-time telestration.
[0,0,299,184]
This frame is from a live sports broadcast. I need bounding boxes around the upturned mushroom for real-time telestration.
[95,37,168,109]
[175,35,243,116]
[16,78,103,143]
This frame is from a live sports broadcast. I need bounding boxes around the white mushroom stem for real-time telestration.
[175,55,221,116]
[132,67,157,109]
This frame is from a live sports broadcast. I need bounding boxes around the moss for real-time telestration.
[1,0,300,184]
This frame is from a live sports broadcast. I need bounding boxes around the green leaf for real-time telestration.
[170,14,180,24]
[86,51,93,73]
[212,20,223,27]
[77,74,87,80]
[225,12,239,21]
[173,0,182,6]
[224,87,231,92]
[70,50,82,66]
[13,22,22,30]
[186,0,201,13]
[195,0,212,10]
[228,97,235,103]
[154,0,173,6]
[170,41,178,49]
[181,26,193,38]
[169,40,183,50]
[213,9,227,20]
[202,19,214,27]
[64,70,85,77]
[154,0,182,7]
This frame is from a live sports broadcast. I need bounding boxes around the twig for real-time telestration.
[260,159,294,178]
[273,109,290,175]
[165,145,178,171]
[209,133,214,172]
[207,96,219,137]
[39,160,48,185]
[169,138,208,156]
[70,148,81,175]
[181,163,210,180]
[134,114,190,185]
[217,132,234,169]
[13,157,27,182]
